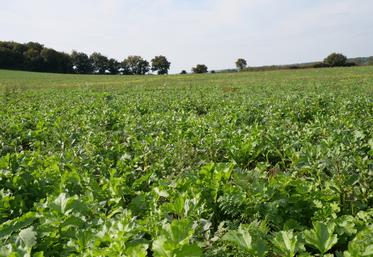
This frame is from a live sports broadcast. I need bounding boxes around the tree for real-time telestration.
[0,42,25,70]
[192,64,208,74]
[41,48,73,73]
[324,53,347,67]
[0,46,23,69]
[90,52,109,74]
[151,55,171,75]
[108,58,120,74]
[71,51,93,74]
[119,61,131,75]
[368,57,373,65]
[122,56,150,75]
[23,48,44,71]
[180,70,187,74]
[236,58,247,70]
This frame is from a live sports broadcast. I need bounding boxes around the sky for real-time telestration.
[1,0,373,73]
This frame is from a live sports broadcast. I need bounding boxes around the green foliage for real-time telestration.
[71,51,94,74]
[0,67,372,256]
[324,53,348,67]
[153,219,202,257]
[122,56,150,75]
[90,52,109,74]
[151,55,171,75]
[222,223,268,257]
[344,226,373,257]
[0,41,73,73]
[235,58,247,70]
[304,222,338,254]
[272,230,304,257]
[192,64,208,73]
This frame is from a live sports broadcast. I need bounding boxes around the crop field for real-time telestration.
[0,67,373,256]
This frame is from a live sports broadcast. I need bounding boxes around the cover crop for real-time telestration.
[0,67,372,256]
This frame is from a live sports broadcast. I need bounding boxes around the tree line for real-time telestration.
[0,41,171,75]
[1,41,368,75]
[234,53,360,72]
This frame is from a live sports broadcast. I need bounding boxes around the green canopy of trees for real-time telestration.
[0,41,170,75]
[323,53,348,67]
[151,56,171,75]
[122,56,150,75]
[71,51,93,74]
[1,40,368,75]
[192,64,208,74]
[235,58,247,70]
[0,41,73,73]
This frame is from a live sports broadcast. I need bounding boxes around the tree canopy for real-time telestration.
[192,64,208,74]
[90,52,109,74]
[122,56,150,75]
[0,41,72,73]
[0,41,165,75]
[151,56,171,75]
[71,51,93,74]
[324,53,348,67]
[235,58,247,70]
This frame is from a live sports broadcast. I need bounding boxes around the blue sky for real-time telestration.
[1,0,373,73]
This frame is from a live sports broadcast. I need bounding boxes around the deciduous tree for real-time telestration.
[192,64,208,74]
[236,58,247,70]
[90,52,109,74]
[151,55,171,75]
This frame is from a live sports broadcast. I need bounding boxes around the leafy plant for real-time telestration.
[272,230,304,257]
[304,222,338,254]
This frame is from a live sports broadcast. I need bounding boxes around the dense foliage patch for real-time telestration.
[0,67,372,256]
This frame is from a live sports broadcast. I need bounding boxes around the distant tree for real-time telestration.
[151,55,171,75]
[235,58,247,70]
[12,42,27,56]
[0,46,22,69]
[119,60,131,75]
[71,51,93,74]
[41,48,73,73]
[324,53,347,67]
[0,42,25,69]
[122,56,150,75]
[180,70,187,74]
[210,70,216,74]
[23,48,44,71]
[192,64,208,74]
[368,57,373,65]
[25,42,44,52]
[108,58,120,74]
[90,52,109,74]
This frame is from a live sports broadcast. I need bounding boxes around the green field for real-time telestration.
[1,67,373,256]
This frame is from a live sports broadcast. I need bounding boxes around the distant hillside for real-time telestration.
[348,56,373,66]
[216,56,373,73]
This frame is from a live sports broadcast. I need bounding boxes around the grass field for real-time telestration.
[0,67,372,256]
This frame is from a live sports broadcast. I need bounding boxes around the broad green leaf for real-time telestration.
[50,193,68,214]
[272,230,303,257]
[0,212,37,238]
[125,243,148,257]
[223,226,252,252]
[174,244,203,257]
[152,237,173,257]
[336,216,357,236]
[223,225,268,257]
[344,226,373,257]
[167,219,194,245]
[304,222,338,254]
[252,237,269,257]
